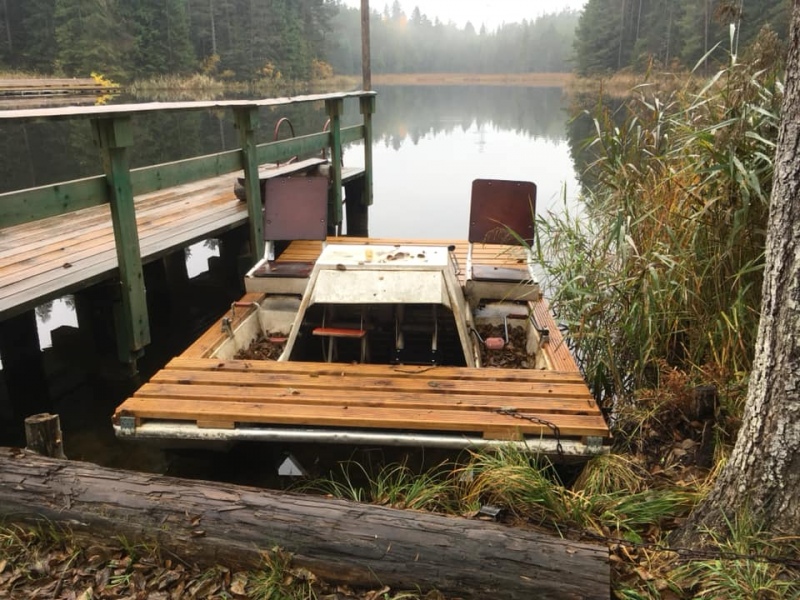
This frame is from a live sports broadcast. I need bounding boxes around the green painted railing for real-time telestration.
[0,90,376,362]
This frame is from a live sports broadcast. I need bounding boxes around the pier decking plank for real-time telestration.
[0,174,246,319]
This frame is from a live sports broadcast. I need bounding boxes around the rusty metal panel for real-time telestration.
[468,179,536,245]
[263,175,329,241]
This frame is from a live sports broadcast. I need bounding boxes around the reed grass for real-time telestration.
[539,28,784,407]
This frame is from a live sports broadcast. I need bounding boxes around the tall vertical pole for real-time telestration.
[361,0,371,91]
[360,95,375,208]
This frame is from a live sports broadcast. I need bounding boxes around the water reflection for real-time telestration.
[347,85,579,239]
[1,87,577,230]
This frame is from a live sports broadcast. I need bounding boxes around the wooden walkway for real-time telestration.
[0,163,365,322]
[0,171,245,321]
[114,238,610,453]
[0,78,113,96]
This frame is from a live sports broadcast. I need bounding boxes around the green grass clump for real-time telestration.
[300,459,460,514]
[669,512,800,599]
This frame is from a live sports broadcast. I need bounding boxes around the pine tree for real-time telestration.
[123,0,194,77]
[54,0,127,78]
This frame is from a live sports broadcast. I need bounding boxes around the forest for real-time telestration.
[0,0,575,80]
[1,0,791,80]
[574,0,790,74]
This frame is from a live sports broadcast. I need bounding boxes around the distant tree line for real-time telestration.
[328,2,580,74]
[5,0,786,81]
[0,0,335,81]
[573,0,790,75]
[0,0,579,81]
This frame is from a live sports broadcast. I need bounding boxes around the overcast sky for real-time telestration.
[340,0,587,30]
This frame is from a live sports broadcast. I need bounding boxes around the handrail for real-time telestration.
[0,91,376,122]
[0,93,374,228]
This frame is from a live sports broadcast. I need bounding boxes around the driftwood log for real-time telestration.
[0,448,608,599]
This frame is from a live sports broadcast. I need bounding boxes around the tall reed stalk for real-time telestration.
[541,28,784,406]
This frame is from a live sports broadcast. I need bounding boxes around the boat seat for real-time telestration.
[313,306,369,363]
[466,179,540,308]
[249,176,329,289]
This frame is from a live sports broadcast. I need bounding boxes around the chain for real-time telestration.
[495,407,564,459]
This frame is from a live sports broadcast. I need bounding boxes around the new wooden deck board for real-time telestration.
[149,370,594,400]
[169,356,587,382]
[136,383,598,413]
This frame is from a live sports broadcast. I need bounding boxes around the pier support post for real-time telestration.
[24,413,66,459]
[0,311,49,421]
[91,116,150,367]
[344,95,375,237]
[163,250,191,325]
[233,107,264,263]
[325,98,344,234]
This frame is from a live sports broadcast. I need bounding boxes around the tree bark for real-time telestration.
[0,448,609,600]
[671,1,800,547]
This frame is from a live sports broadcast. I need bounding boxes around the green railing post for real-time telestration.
[325,98,344,231]
[234,106,264,262]
[360,95,375,207]
[91,116,150,364]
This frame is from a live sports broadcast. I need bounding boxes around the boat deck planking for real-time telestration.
[114,238,610,449]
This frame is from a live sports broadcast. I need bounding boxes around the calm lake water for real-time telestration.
[0,84,582,473]
[342,85,579,238]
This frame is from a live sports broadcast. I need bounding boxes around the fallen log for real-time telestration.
[0,448,608,599]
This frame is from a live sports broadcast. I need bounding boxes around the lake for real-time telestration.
[342,85,579,238]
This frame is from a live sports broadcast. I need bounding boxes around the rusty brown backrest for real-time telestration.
[263,176,329,242]
[468,179,537,246]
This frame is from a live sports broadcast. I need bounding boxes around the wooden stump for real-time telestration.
[0,448,609,599]
[24,413,66,458]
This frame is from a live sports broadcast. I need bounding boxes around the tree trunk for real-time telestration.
[0,448,609,600]
[2,0,12,54]
[617,0,626,70]
[671,1,800,547]
[209,0,216,56]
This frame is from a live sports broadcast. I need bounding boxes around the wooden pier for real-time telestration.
[0,92,375,369]
[0,78,115,97]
